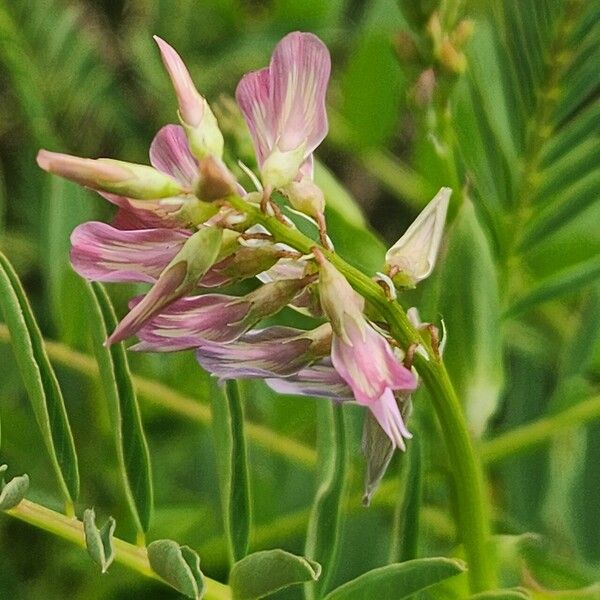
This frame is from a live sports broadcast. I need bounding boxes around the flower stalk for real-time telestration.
[225,193,496,593]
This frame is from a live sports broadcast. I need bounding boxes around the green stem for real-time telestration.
[481,394,600,464]
[226,195,496,593]
[3,499,231,600]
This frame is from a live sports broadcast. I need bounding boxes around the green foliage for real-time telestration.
[0,251,79,506]
[211,380,251,565]
[85,282,154,535]
[0,0,599,598]
[323,557,466,600]
[229,549,321,600]
[83,508,116,574]
[147,539,205,600]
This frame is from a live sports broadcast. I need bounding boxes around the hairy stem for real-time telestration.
[3,499,231,600]
[225,194,496,592]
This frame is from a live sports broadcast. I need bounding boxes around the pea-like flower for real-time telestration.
[316,249,417,449]
[236,31,330,190]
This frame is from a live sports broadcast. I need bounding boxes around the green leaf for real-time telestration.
[323,557,467,600]
[505,256,600,317]
[83,508,116,573]
[0,472,29,510]
[230,549,321,600]
[44,178,99,347]
[147,539,205,600]
[433,199,504,436]
[85,282,153,534]
[389,436,422,563]
[0,250,79,505]
[469,589,530,600]
[210,380,251,563]
[305,403,348,600]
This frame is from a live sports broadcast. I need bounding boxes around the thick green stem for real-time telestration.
[226,195,496,592]
[3,499,231,600]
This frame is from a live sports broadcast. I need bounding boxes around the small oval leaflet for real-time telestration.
[323,557,467,600]
[230,548,322,600]
[147,539,205,600]
[83,508,116,573]
[0,469,29,510]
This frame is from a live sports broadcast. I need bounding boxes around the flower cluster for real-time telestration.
[37,32,449,455]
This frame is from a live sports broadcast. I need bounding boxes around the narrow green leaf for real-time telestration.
[505,257,600,317]
[210,380,251,564]
[83,508,116,573]
[469,589,530,599]
[433,199,504,436]
[0,472,29,510]
[323,557,467,600]
[389,437,422,563]
[305,403,348,600]
[85,281,153,534]
[230,549,321,600]
[0,250,79,505]
[147,539,205,600]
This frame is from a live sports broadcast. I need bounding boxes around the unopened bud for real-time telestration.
[37,150,183,199]
[393,31,419,64]
[453,19,475,47]
[154,36,224,160]
[196,156,237,201]
[385,187,451,288]
[283,178,325,218]
[438,39,467,74]
[412,68,436,107]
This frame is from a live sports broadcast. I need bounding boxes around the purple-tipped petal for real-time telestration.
[367,389,412,451]
[150,125,199,187]
[266,360,353,401]
[101,192,184,230]
[131,294,251,352]
[269,32,330,153]
[236,67,273,166]
[196,326,314,379]
[70,222,190,283]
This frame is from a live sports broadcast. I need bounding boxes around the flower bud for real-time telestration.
[385,187,451,288]
[282,178,325,218]
[154,36,224,160]
[37,150,184,199]
[196,156,238,201]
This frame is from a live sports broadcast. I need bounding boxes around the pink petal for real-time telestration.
[266,360,353,401]
[331,320,416,405]
[149,124,199,187]
[269,32,330,153]
[70,222,190,283]
[131,294,251,352]
[196,326,313,379]
[368,388,412,450]
[235,67,274,166]
[101,192,183,230]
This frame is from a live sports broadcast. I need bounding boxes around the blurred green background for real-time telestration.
[0,0,599,598]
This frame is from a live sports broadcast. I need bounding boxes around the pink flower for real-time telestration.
[236,32,330,188]
[316,251,417,449]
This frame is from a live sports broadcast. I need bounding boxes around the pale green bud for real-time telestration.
[261,144,306,190]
